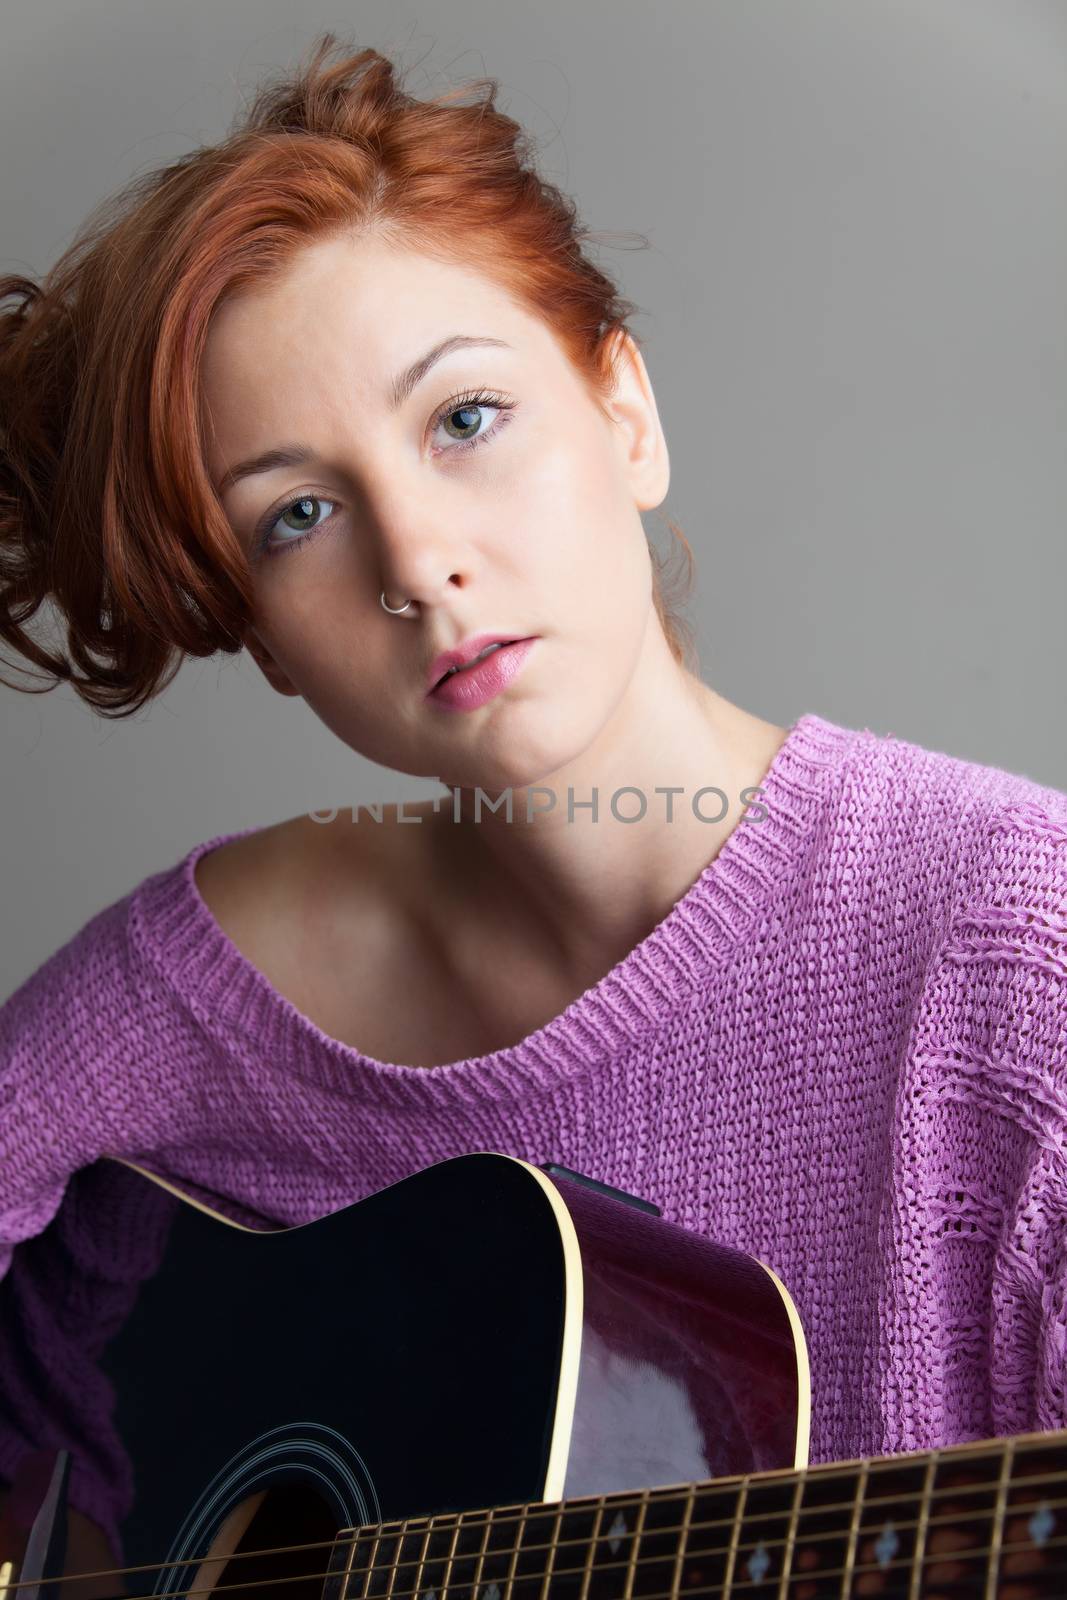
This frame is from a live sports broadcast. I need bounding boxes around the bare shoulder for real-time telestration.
[193,813,311,938]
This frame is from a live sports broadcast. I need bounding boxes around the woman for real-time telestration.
[0,31,1065,1582]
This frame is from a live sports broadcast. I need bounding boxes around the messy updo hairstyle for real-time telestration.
[0,32,698,719]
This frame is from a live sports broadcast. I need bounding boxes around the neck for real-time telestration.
[424,673,787,982]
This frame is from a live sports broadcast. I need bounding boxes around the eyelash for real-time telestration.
[252,388,517,559]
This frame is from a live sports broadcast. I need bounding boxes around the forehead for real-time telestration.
[201,232,550,390]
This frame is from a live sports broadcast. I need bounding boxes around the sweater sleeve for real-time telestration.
[886,788,1067,1454]
[940,796,1067,1438]
[0,898,180,1564]
[978,801,1067,1436]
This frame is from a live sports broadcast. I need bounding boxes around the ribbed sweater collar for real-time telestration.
[129,711,859,1109]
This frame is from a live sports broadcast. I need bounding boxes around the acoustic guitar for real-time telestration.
[0,1151,1062,1598]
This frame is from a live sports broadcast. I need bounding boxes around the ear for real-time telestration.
[242,626,303,697]
[601,329,670,512]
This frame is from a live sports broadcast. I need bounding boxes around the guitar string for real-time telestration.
[15,1446,1067,1594]
[8,1480,1067,1599]
[4,1468,1060,1591]
[7,1525,1067,1600]
[9,1471,1067,1593]
[11,1429,1061,1595]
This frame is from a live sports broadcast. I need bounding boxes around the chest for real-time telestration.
[282,939,576,1069]
[334,873,628,1063]
[197,842,587,1070]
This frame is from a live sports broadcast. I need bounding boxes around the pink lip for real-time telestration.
[427,637,538,711]
[425,633,536,694]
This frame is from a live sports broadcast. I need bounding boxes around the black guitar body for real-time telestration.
[4,1152,807,1596]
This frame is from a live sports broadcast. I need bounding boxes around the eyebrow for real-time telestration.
[213,333,513,495]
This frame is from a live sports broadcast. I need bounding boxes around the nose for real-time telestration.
[363,467,477,618]
[379,569,472,620]
[375,536,474,622]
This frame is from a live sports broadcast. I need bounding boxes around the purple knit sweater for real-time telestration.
[2,710,1067,1560]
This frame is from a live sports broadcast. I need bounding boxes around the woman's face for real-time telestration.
[199,231,670,794]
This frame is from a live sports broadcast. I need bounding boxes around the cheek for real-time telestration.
[515,452,653,674]
[249,580,379,702]
[251,536,365,643]
[515,424,632,562]
[536,409,621,500]
[249,587,319,670]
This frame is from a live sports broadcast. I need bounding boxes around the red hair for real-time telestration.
[0,33,697,718]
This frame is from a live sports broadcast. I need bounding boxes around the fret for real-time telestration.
[668,1486,696,1600]
[325,1524,361,1600]
[486,1504,543,1600]
[392,1515,433,1600]
[470,1504,495,1600]
[721,1479,749,1599]
[364,1522,392,1600]
[786,1460,856,1596]
[403,1511,464,1600]
[855,1451,931,1594]
[415,1510,447,1600]
[441,1506,493,1600]
[535,1501,565,1600]
[984,1438,1015,1600]
[1004,1432,1067,1593]
[526,1499,591,1600]
[923,1445,1002,1594]
[578,1497,607,1600]
[348,1520,398,1600]
[444,1510,463,1600]
[838,1460,867,1599]
[587,1491,643,1600]
[905,1452,936,1600]
[507,1499,564,1600]
[731,1471,798,1597]
[1007,1431,1067,1529]
[395,1522,421,1600]
[680,1481,744,1593]
[452,1491,664,1600]
[630,1485,697,1600]
[620,1489,650,1600]
[775,1473,803,1599]
[439,1506,464,1600]
[381,1525,410,1600]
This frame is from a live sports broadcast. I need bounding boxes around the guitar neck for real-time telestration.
[333,1429,1067,1600]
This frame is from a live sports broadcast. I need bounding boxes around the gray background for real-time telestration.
[1,0,1064,999]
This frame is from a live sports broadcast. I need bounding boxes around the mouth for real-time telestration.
[432,639,521,690]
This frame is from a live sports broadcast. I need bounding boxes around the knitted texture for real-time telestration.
[1,710,1066,1562]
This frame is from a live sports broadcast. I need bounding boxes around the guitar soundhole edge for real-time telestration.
[209,1484,339,1597]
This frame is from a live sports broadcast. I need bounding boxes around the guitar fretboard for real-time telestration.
[328,1429,1067,1599]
